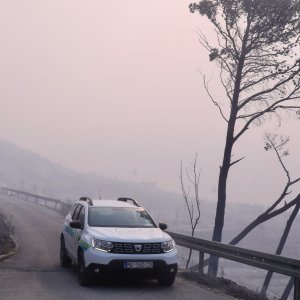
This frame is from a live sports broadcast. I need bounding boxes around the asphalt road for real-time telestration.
[0,194,235,300]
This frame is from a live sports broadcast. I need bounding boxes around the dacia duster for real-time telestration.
[60,197,178,286]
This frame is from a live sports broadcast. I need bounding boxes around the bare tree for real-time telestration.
[190,135,300,276]
[229,134,300,247]
[189,0,300,276]
[179,154,201,269]
[258,134,300,297]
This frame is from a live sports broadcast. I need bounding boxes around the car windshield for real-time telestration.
[88,207,157,228]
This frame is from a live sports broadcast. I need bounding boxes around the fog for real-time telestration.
[0,1,299,205]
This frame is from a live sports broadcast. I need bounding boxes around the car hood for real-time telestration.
[87,227,171,243]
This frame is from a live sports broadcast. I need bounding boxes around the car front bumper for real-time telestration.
[87,260,178,279]
[84,247,178,277]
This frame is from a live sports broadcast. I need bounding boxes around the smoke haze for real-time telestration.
[0,1,299,205]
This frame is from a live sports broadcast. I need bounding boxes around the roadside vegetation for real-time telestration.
[0,211,16,261]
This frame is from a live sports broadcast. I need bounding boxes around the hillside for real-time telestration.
[0,140,181,209]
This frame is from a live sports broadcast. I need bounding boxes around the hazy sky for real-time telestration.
[0,1,299,205]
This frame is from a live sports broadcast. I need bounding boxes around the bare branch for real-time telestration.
[234,90,300,142]
[202,75,229,122]
[238,61,300,112]
[229,194,300,246]
[179,155,202,269]
[229,156,245,167]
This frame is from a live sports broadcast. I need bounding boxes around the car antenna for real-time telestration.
[98,184,102,200]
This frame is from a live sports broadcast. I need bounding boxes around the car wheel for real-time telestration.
[60,237,72,267]
[78,251,91,286]
[158,274,176,286]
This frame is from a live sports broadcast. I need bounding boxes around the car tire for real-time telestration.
[78,251,91,286]
[60,237,72,267]
[158,274,176,286]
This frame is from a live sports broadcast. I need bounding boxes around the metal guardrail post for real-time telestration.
[295,277,300,300]
[199,251,204,273]
[281,277,293,300]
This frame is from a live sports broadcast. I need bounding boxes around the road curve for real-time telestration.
[0,194,234,300]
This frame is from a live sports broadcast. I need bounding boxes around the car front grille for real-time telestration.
[111,242,163,254]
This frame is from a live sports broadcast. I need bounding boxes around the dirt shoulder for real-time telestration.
[0,211,17,261]
[178,271,269,300]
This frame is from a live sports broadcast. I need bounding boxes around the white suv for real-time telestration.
[60,197,178,286]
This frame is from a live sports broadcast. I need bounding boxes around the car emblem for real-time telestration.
[134,244,142,252]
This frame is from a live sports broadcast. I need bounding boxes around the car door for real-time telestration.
[69,205,85,259]
[64,204,79,254]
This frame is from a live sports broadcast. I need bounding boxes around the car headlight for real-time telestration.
[92,239,113,252]
[161,240,175,253]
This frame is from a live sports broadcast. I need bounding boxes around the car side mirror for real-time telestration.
[70,220,83,229]
[159,223,167,231]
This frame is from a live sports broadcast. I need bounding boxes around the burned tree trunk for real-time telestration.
[260,202,300,297]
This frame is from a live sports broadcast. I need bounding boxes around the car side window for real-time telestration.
[70,204,78,219]
[72,205,82,221]
[78,206,85,228]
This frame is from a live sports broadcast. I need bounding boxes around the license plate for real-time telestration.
[124,261,153,269]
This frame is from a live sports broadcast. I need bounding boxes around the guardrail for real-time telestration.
[167,231,300,300]
[0,187,71,216]
[1,187,299,299]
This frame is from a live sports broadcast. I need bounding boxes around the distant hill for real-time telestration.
[0,140,181,205]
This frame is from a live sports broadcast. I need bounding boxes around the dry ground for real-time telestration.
[179,271,269,300]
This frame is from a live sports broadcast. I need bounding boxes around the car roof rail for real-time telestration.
[117,197,140,207]
[79,196,93,206]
